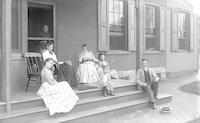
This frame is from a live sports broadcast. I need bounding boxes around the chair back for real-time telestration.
[24,52,43,75]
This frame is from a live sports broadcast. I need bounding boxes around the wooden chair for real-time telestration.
[24,52,43,91]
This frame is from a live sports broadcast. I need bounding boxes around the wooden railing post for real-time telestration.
[2,0,12,112]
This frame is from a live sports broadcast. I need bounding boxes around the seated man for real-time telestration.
[136,59,159,109]
[42,41,78,87]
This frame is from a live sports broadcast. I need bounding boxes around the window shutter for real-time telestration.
[98,0,109,51]
[128,0,136,51]
[160,7,166,51]
[190,14,195,51]
[171,9,179,52]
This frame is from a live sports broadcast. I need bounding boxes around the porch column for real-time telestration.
[2,0,12,112]
[136,0,144,70]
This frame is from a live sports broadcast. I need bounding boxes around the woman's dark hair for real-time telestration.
[44,58,54,65]
[142,58,148,62]
[46,41,54,48]
[98,53,104,60]
[82,44,87,48]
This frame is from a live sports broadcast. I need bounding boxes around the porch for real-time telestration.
[0,79,172,123]
[0,0,196,121]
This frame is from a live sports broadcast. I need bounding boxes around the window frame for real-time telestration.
[177,11,190,51]
[98,0,136,54]
[171,8,193,53]
[108,0,128,52]
[27,1,56,53]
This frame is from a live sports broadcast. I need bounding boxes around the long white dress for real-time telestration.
[37,67,79,116]
[77,51,99,84]
[97,61,113,90]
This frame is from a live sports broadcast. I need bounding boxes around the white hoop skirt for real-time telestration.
[37,82,79,116]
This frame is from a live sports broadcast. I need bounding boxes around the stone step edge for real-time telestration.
[75,81,136,94]
[0,81,137,106]
[78,90,143,104]
[0,90,143,119]
[37,94,172,123]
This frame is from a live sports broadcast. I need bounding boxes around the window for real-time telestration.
[145,5,159,51]
[109,0,127,51]
[28,2,54,53]
[178,12,190,51]
[98,0,135,52]
[172,10,194,52]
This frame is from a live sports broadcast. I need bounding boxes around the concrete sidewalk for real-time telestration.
[110,72,200,123]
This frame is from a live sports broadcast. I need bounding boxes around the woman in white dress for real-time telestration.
[37,58,79,116]
[77,44,100,85]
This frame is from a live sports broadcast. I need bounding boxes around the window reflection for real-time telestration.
[145,6,155,35]
[109,0,124,32]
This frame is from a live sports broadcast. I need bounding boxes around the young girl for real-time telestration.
[98,53,114,96]
[37,58,79,116]
[101,65,115,96]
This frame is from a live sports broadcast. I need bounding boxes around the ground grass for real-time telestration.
[179,81,200,96]
[179,81,200,123]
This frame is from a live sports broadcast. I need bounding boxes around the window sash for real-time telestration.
[109,0,125,32]
[109,0,127,51]
[98,0,135,52]
[145,5,159,51]
[178,11,190,51]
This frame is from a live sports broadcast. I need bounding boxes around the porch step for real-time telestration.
[0,94,172,123]
[76,82,138,99]
[49,94,172,123]
[0,90,145,121]
[0,102,6,113]
[0,80,172,123]
[0,80,137,113]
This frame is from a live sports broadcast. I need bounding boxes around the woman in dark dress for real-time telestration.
[42,42,78,87]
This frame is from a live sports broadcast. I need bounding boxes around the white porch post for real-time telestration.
[136,0,144,70]
[2,0,12,112]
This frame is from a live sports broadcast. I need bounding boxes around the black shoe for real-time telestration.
[151,102,156,109]
[109,92,115,96]
[103,87,107,97]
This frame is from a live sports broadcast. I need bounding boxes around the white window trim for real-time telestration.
[106,50,131,55]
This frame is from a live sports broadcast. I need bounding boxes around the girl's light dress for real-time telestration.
[37,67,79,116]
